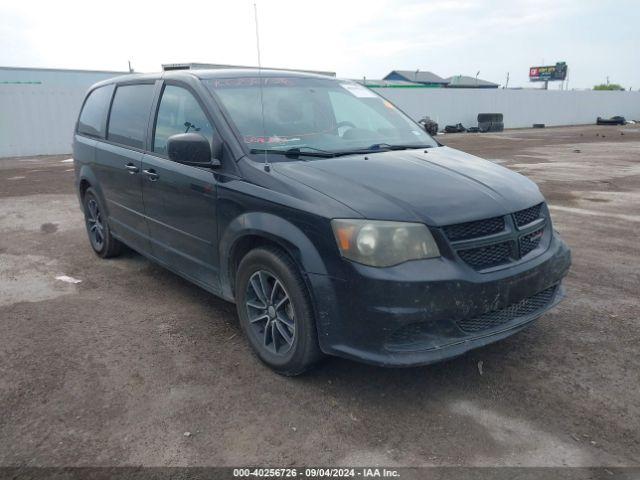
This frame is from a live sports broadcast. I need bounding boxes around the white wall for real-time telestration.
[375,88,640,129]
[2,70,640,157]
[0,67,128,157]
[0,85,84,157]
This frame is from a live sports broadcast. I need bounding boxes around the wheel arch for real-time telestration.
[76,165,110,216]
[219,212,328,302]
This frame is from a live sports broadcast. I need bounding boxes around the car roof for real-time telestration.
[90,68,336,90]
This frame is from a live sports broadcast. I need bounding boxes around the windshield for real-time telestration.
[205,77,437,155]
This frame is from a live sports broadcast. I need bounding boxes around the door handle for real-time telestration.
[143,169,159,181]
[125,163,139,174]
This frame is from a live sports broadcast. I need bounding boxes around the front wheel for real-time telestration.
[235,247,322,375]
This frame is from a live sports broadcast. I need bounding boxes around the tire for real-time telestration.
[235,247,322,375]
[82,187,122,258]
[478,113,503,123]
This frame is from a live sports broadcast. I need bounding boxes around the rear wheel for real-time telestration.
[235,247,322,375]
[82,187,122,258]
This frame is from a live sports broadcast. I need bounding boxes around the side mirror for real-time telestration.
[167,133,221,168]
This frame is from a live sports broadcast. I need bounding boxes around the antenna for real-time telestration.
[254,2,270,172]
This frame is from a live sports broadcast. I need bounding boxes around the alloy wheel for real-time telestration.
[245,270,296,355]
[86,198,105,251]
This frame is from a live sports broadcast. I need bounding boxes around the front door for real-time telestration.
[141,84,220,291]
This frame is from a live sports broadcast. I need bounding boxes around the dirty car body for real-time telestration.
[73,69,571,372]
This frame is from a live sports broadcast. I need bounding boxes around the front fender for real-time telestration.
[218,212,329,301]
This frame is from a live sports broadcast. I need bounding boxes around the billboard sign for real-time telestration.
[529,62,567,82]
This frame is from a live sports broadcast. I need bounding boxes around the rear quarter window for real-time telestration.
[107,84,155,149]
[77,86,113,138]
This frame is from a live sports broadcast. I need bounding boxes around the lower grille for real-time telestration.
[457,241,513,269]
[386,322,435,349]
[386,285,559,350]
[456,285,558,333]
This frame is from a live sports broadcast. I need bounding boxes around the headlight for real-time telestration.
[331,219,440,267]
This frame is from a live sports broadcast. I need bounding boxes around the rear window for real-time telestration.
[77,86,113,138]
[107,84,155,149]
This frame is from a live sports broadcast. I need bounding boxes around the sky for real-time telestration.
[1,0,638,89]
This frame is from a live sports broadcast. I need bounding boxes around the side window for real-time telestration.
[107,84,155,149]
[153,86,214,155]
[77,86,112,138]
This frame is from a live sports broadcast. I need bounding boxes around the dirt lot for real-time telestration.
[1,125,639,468]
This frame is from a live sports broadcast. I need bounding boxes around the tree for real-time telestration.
[594,83,624,91]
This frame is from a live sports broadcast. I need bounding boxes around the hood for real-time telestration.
[272,146,544,226]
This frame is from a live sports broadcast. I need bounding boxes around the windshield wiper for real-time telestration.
[329,143,435,157]
[367,143,435,151]
[250,146,336,158]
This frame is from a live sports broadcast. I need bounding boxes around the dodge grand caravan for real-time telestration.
[73,69,571,375]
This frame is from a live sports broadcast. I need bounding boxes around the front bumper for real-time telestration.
[308,234,571,367]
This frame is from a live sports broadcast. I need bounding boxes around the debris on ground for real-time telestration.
[55,275,82,284]
[444,123,466,133]
[596,116,626,125]
[184,432,192,437]
[477,361,484,376]
[478,113,504,132]
[418,116,439,136]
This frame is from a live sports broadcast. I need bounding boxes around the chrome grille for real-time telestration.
[514,203,543,227]
[441,203,548,271]
[457,241,513,269]
[443,216,505,241]
[519,227,545,257]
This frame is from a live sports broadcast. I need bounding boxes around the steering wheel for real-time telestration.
[335,121,356,136]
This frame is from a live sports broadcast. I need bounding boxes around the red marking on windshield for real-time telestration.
[244,135,300,144]
[212,77,296,88]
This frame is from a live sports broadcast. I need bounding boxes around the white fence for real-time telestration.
[2,79,640,157]
[0,85,85,157]
[375,88,640,129]
[0,67,127,158]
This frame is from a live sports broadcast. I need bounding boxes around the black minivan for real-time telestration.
[73,69,571,375]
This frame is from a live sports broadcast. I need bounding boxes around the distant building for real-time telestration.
[382,70,499,88]
[383,70,448,87]
[355,79,426,88]
[161,62,336,77]
[0,66,130,157]
[445,75,499,88]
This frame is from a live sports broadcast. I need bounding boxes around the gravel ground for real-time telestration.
[0,125,639,468]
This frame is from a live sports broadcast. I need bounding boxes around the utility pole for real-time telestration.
[475,70,480,86]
